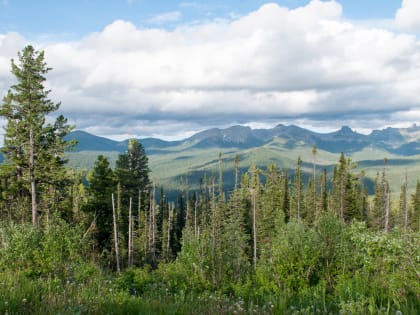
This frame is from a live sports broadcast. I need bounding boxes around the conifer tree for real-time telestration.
[249,163,261,269]
[320,168,329,213]
[84,155,116,251]
[372,169,390,230]
[282,170,291,223]
[312,145,318,215]
[260,164,283,256]
[399,174,409,231]
[115,139,150,211]
[411,180,420,231]
[304,178,316,224]
[115,139,151,263]
[0,45,74,226]
[291,157,305,220]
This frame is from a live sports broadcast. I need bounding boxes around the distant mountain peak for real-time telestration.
[337,125,354,134]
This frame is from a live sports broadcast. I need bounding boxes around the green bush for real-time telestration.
[0,218,92,280]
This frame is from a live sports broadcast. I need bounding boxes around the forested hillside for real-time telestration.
[0,46,419,315]
[65,124,420,196]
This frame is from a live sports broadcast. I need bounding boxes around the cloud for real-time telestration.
[147,11,182,25]
[1,1,420,140]
[395,0,420,33]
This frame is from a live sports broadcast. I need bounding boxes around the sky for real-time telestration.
[1,0,420,140]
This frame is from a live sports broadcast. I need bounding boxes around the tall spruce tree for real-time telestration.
[84,155,116,252]
[115,139,151,258]
[115,139,150,206]
[0,45,74,226]
[411,180,420,231]
[291,157,305,220]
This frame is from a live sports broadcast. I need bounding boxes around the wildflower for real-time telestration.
[395,311,403,315]
[22,298,27,303]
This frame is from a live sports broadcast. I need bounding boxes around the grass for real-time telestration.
[1,271,417,314]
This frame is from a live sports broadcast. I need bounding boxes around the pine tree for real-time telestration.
[320,168,328,213]
[84,155,116,252]
[312,145,318,216]
[260,164,283,257]
[248,163,261,269]
[291,157,305,220]
[372,169,390,230]
[411,180,420,231]
[282,170,291,223]
[304,177,316,225]
[0,45,74,226]
[115,139,150,211]
[399,172,409,231]
[115,139,151,264]
[330,154,364,223]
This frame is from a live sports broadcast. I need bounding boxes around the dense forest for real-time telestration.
[0,46,419,314]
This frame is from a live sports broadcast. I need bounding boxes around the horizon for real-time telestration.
[71,122,419,142]
[1,0,420,141]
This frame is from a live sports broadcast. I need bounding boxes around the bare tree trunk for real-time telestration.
[167,202,173,260]
[312,146,317,217]
[404,171,409,232]
[128,197,133,267]
[251,188,257,269]
[218,152,223,195]
[29,128,38,227]
[211,177,216,256]
[117,183,121,225]
[112,193,120,272]
[234,155,239,191]
[149,184,156,266]
[340,177,344,220]
[186,176,190,228]
[384,184,390,233]
[194,192,198,238]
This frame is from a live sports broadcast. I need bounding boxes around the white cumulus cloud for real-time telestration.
[1,1,420,140]
[395,0,420,33]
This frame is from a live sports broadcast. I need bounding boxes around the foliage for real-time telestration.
[83,155,116,252]
[0,217,93,279]
[0,45,74,226]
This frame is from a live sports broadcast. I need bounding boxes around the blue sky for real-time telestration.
[0,0,403,38]
[1,0,420,140]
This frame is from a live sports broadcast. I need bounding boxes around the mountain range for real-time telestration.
[66,123,420,156]
[64,124,420,194]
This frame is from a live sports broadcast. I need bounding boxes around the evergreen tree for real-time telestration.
[411,180,420,231]
[291,157,305,220]
[312,145,318,216]
[282,170,291,223]
[260,164,283,257]
[330,153,366,223]
[320,168,329,213]
[0,45,74,226]
[372,169,391,230]
[115,139,150,210]
[115,139,151,263]
[84,155,116,252]
[399,175,409,231]
[305,178,317,225]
